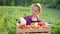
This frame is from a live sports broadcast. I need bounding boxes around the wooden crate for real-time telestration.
[16,25,51,34]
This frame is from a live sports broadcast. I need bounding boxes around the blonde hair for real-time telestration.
[31,3,42,13]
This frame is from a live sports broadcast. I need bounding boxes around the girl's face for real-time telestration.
[32,6,39,16]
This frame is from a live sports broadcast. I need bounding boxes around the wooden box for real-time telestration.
[16,26,51,34]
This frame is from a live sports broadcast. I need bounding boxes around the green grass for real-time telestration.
[40,6,60,23]
[0,6,60,34]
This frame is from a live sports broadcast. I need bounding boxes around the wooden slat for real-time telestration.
[17,28,50,32]
[26,33,50,34]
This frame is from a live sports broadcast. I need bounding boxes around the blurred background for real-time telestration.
[0,0,60,34]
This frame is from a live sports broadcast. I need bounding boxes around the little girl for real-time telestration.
[17,3,44,25]
[16,3,47,34]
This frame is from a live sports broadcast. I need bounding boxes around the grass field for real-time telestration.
[0,6,60,34]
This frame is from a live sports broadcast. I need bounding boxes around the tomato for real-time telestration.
[19,24,26,29]
[38,22,44,26]
[37,25,40,28]
[42,25,48,28]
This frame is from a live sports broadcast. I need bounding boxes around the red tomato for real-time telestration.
[42,25,48,28]
[38,22,44,26]
[19,24,26,29]
[37,25,40,28]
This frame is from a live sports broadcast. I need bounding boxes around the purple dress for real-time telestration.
[24,16,44,25]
